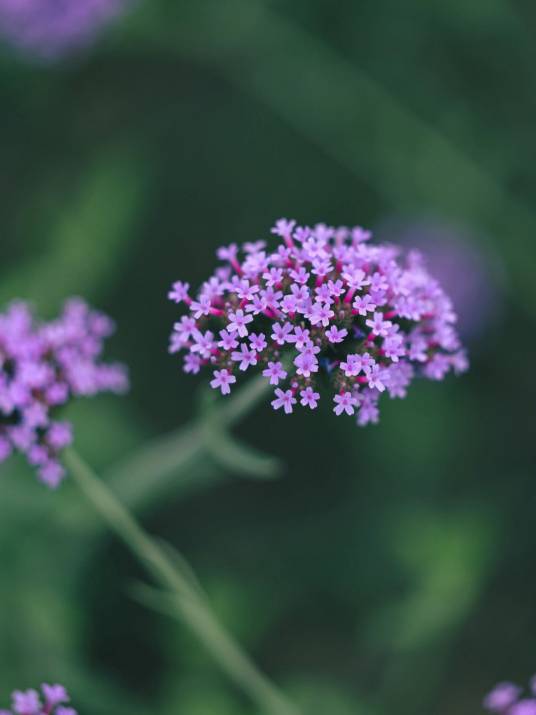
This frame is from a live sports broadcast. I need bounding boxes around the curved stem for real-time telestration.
[65,447,300,715]
[105,373,272,511]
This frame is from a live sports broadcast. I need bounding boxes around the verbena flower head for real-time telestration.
[0,298,128,487]
[0,0,129,61]
[168,219,468,426]
[484,675,536,714]
[0,683,76,715]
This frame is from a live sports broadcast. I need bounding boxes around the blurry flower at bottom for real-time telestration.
[0,683,76,715]
[484,676,536,714]
[0,298,128,487]
[378,218,502,341]
[0,0,130,61]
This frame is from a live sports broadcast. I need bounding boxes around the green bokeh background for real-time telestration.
[1,1,535,713]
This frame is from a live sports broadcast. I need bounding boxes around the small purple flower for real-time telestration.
[1,683,76,715]
[366,363,386,392]
[365,311,392,338]
[262,361,287,386]
[288,326,311,350]
[271,218,296,242]
[249,333,267,353]
[271,322,294,345]
[227,309,253,338]
[353,294,376,315]
[271,388,297,414]
[326,326,348,344]
[173,315,197,341]
[218,329,239,351]
[0,299,128,487]
[184,353,202,374]
[12,690,40,715]
[484,682,522,712]
[231,343,258,371]
[210,369,236,395]
[294,350,319,378]
[168,281,190,304]
[300,387,319,409]
[333,391,358,416]
[340,354,363,377]
[308,302,334,327]
[41,685,68,708]
[191,330,215,359]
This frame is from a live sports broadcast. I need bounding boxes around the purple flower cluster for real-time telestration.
[0,298,128,487]
[0,683,76,715]
[484,675,536,715]
[0,0,129,61]
[168,219,468,426]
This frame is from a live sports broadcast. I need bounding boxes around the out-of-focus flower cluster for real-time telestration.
[0,683,76,715]
[380,217,502,340]
[168,219,468,426]
[0,0,129,61]
[484,675,536,715]
[0,298,128,487]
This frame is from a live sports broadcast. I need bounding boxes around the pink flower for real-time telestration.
[333,392,358,416]
[271,388,297,414]
[210,369,236,395]
[271,322,294,345]
[227,309,253,338]
[231,343,258,371]
[326,326,348,344]
[300,387,320,409]
[262,361,287,386]
[168,281,190,304]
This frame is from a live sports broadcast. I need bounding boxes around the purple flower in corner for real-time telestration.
[0,0,131,61]
[484,675,536,714]
[0,298,128,487]
[168,218,468,427]
[1,683,76,715]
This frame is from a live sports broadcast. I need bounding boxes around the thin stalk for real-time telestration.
[65,447,300,715]
[105,373,273,511]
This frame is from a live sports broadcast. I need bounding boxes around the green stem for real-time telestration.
[106,373,273,511]
[65,447,300,715]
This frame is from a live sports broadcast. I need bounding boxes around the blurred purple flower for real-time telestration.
[0,298,128,487]
[0,0,130,61]
[379,218,502,340]
[484,676,536,714]
[1,683,76,715]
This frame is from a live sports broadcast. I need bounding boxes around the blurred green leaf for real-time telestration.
[0,149,147,312]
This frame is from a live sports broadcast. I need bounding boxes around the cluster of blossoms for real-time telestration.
[168,219,468,426]
[0,684,76,715]
[0,0,129,61]
[0,298,128,487]
[484,675,536,715]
